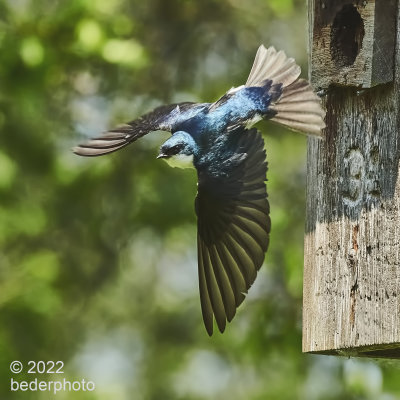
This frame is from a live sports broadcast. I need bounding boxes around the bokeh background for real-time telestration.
[1,0,400,399]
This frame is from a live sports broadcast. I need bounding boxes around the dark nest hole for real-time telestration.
[330,4,365,67]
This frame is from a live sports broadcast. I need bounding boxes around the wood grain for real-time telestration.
[303,0,400,358]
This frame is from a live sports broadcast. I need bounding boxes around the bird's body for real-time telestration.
[74,45,325,335]
[174,84,276,139]
[157,81,281,174]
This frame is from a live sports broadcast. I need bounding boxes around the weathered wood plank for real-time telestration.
[303,0,400,358]
[310,0,396,88]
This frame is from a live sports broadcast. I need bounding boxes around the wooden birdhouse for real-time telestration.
[303,0,400,358]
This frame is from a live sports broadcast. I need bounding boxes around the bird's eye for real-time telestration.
[171,144,183,152]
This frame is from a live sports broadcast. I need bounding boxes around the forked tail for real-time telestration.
[246,45,325,137]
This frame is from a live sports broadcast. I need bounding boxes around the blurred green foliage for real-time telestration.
[1,0,400,399]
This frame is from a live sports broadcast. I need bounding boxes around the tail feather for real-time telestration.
[270,79,325,137]
[246,45,325,137]
[246,46,300,89]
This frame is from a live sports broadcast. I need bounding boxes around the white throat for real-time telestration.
[164,153,194,169]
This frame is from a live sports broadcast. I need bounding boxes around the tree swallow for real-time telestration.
[74,45,325,335]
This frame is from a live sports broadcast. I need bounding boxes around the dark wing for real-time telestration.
[195,128,270,335]
[73,102,199,156]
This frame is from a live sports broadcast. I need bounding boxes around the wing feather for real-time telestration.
[73,102,200,156]
[215,242,247,308]
[195,127,270,334]
[200,235,227,333]
[198,239,214,336]
[209,244,236,322]
[224,232,258,286]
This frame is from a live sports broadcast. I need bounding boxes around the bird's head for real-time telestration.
[157,131,198,169]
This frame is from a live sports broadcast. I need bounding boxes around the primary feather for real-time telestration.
[195,127,270,335]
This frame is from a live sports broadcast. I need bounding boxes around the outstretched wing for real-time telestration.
[195,127,270,335]
[73,102,200,156]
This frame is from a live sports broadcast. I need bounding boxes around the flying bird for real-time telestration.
[74,45,325,335]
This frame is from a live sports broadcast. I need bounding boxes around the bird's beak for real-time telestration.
[157,152,168,159]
